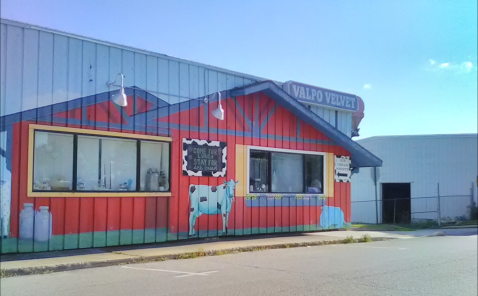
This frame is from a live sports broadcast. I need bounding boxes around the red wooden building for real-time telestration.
[1,80,381,253]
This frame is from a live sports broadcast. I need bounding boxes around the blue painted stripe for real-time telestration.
[244,195,326,207]
[297,118,301,138]
[259,104,277,133]
[232,97,252,131]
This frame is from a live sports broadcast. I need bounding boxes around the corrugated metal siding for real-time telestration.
[308,105,352,137]
[351,135,478,223]
[0,22,256,117]
[1,20,356,138]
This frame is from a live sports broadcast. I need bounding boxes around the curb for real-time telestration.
[440,225,478,229]
[0,237,389,278]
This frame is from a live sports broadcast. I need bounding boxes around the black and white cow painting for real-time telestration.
[189,180,238,236]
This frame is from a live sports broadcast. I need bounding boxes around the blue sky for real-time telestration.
[1,0,477,139]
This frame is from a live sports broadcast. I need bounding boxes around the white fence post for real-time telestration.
[437,183,441,226]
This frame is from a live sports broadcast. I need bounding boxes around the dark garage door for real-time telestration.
[382,183,411,224]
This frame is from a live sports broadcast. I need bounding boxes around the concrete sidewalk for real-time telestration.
[1,228,475,277]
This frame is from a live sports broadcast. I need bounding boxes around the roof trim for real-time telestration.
[227,81,383,168]
[358,133,478,143]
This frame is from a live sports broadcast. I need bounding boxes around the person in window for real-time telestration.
[308,179,322,194]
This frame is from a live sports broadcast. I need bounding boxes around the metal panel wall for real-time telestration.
[0,21,258,117]
[351,135,478,223]
[1,20,353,138]
[308,105,352,137]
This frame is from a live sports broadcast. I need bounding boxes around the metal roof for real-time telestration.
[358,134,478,143]
[226,81,383,168]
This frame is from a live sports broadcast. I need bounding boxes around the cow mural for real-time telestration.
[320,206,345,229]
[189,180,238,236]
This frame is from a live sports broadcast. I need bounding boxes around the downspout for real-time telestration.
[374,167,379,224]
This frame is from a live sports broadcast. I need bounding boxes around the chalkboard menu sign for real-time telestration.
[182,138,227,177]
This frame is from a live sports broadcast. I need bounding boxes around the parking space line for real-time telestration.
[331,245,407,250]
[121,266,218,277]
[175,271,218,278]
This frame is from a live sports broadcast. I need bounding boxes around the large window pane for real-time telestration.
[140,141,170,191]
[305,155,323,193]
[249,150,269,192]
[77,136,137,191]
[33,132,73,191]
[271,152,303,193]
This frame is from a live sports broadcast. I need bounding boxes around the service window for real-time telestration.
[248,148,324,194]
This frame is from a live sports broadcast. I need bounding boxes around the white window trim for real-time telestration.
[246,146,327,195]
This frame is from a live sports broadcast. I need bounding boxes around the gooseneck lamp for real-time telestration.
[211,92,224,120]
[107,73,225,120]
[108,73,128,107]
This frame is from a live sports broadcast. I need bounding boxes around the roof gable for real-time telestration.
[227,81,382,168]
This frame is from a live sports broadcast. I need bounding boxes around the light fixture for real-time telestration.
[211,92,224,120]
[107,74,225,120]
[107,73,128,107]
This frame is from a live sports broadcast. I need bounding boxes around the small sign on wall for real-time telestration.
[335,156,351,182]
[182,138,227,177]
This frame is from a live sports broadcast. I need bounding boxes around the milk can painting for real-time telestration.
[19,203,53,242]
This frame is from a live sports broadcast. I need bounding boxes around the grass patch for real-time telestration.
[343,236,358,244]
[361,234,372,243]
[404,221,439,230]
[456,220,478,226]
[352,224,415,231]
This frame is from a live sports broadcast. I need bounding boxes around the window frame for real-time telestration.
[246,146,326,195]
[28,124,172,197]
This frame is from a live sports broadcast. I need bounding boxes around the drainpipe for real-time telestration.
[374,167,379,224]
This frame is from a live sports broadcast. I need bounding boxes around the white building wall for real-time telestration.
[351,134,478,223]
[1,19,354,137]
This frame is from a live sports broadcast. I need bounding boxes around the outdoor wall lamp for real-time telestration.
[107,73,127,107]
[211,92,224,120]
[107,73,225,120]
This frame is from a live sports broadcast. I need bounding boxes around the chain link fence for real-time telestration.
[352,183,476,225]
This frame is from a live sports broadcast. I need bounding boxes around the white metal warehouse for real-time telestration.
[351,134,478,224]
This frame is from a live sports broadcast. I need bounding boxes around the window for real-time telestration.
[77,135,138,191]
[33,132,74,191]
[31,126,171,194]
[249,148,324,194]
[139,141,170,191]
